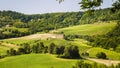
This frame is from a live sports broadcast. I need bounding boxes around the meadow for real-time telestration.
[0,54,88,68]
[0,45,10,55]
[58,22,116,35]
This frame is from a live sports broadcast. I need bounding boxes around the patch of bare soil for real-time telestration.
[7,33,64,40]
[86,58,120,66]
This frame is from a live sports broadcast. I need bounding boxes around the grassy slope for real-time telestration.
[0,54,78,68]
[0,45,9,55]
[88,47,120,60]
[71,39,92,54]
[3,39,36,45]
[59,22,116,35]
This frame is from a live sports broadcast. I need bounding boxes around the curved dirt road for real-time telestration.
[82,48,120,66]
[86,58,120,66]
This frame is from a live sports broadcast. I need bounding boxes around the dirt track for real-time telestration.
[83,48,120,66]
[86,58,120,66]
[7,33,64,40]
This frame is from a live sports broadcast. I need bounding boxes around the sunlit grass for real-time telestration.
[59,23,116,36]
[0,54,77,68]
[88,47,120,60]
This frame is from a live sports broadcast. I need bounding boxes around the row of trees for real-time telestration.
[6,42,81,59]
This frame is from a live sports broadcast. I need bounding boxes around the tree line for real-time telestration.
[5,42,81,59]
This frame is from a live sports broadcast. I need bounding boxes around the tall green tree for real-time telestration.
[7,48,17,56]
[112,0,120,10]
[79,0,103,10]
[63,45,81,59]
[32,42,44,53]
[48,43,56,54]
[23,44,31,54]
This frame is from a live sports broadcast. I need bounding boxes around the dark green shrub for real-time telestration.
[96,52,107,59]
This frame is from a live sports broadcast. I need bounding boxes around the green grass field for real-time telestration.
[71,39,92,54]
[0,45,9,55]
[0,54,78,68]
[58,22,116,36]
[88,47,120,60]
[3,39,36,45]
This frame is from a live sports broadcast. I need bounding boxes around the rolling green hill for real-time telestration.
[58,22,116,36]
[0,54,78,68]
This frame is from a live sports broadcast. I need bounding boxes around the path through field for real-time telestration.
[83,48,120,66]
[86,58,120,66]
